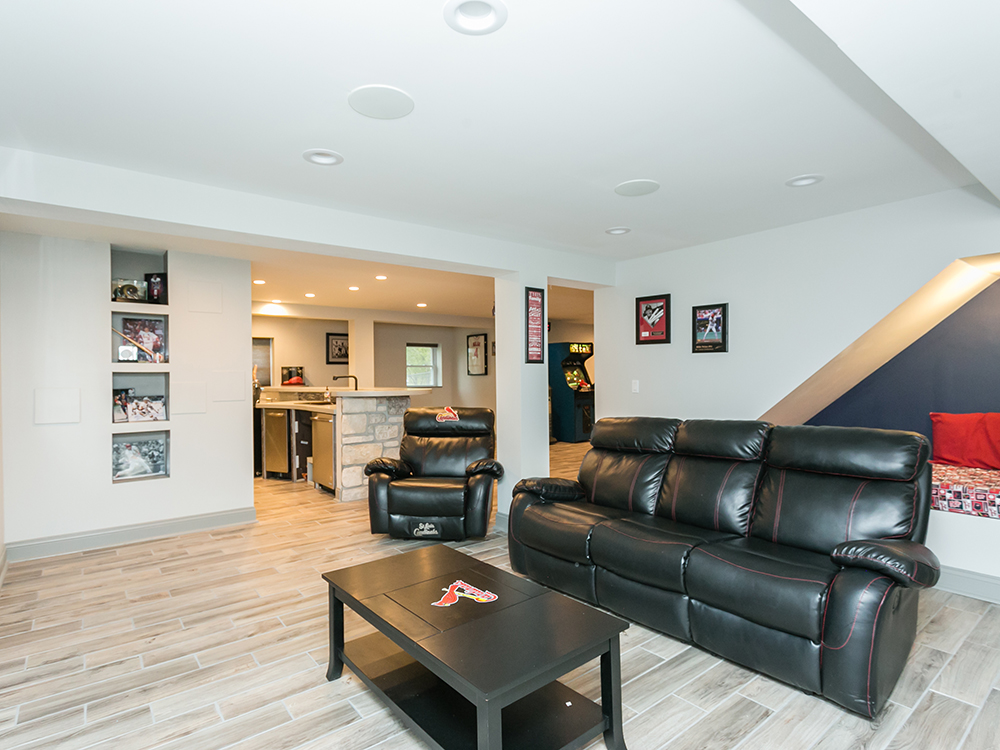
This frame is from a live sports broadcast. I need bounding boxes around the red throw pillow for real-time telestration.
[930,412,1000,470]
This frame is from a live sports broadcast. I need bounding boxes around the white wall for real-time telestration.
[250,315,349,387]
[452,327,497,414]
[0,233,253,548]
[595,186,1000,579]
[0,253,5,585]
[373,322,496,411]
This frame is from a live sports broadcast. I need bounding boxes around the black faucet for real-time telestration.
[332,375,358,390]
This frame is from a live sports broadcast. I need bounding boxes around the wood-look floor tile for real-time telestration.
[675,661,756,712]
[663,695,772,750]
[808,701,908,750]
[967,605,1000,648]
[0,706,85,748]
[0,656,142,708]
[738,675,797,710]
[621,695,705,750]
[0,706,16,732]
[933,641,1000,706]
[138,619,283,668]
[18,706,151,750]
[154,703,292,750]
[218,667,328,720]
[737,692,840,750]
[915,607,982,654]
[283,670,367,719]
[888,645,950,709]
[225,700,361,750]
[945,593,993,616]
[86,706,222,750]
[622,648,719,714]
[295,710,406,750]
[885,691,975,750]
[0,654,85,695]
[962,688,1000,750]
[916,588,950,632]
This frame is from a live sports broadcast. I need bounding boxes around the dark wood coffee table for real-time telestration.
[323,544,629,750]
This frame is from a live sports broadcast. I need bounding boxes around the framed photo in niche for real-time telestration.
[525,287,545,363]
[116,317,167,362]
[326,333,349,365]
[692,303,728,353]
[467,333,488,376]
[635,294,670,345]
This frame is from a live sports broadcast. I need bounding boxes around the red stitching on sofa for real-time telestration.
[523,506,597,528]
[772,470,786,544]
[715,462,739,531]
[692,548,829,584]
[882,482,920,540]
[866,584,895,717]
[835,554,935,583]
[846,541,940,571]
[820,575,890,651]
[671,456,687,522]
[845,480,870,541]
[598,524,694,547]
[745,462,767,538]
[628,456,652,512]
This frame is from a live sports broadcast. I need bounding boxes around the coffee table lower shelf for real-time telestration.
[343,631,606,750]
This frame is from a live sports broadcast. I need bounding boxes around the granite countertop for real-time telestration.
[255,401,337,415]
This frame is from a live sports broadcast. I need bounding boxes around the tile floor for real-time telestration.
[0,448,998,750]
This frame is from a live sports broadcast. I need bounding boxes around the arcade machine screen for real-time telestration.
[565,367,590,390]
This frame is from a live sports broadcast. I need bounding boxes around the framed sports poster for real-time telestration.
[692,303,728,353]
[467,333,488,376]
[525,287,545,363]
[326,333,349,365]
[635,294,670,345]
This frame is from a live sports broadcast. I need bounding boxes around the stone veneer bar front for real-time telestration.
[337,395,410,502]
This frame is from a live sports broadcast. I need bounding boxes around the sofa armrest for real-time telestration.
[364,457,413,480]
[831,539,940,589]
[467,458,504,479]
[513,477,586,503]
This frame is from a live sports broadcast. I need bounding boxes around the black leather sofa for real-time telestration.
[508,417,940,717]
[366,407,503,540]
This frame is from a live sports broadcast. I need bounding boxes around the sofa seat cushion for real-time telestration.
[686,537,839,641]
[518,502,629,564]
[590,517,735,594]
[387,478,466,517]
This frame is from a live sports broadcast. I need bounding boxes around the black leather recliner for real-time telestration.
[365,407,503,540]
[509,417,939,718]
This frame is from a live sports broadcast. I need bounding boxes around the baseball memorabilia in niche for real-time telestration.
[113,388,134,423]
[692,303,728,353]
[115,317,167,362]
[525,287,545,363]
[635,294,671,345]
[112,278,147,302]
[326,333,349,365]
[467,333,488,376]
[144,272,168,304]
[112,433,168,481]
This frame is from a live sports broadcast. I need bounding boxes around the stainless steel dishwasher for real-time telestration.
[263,409,290,474]
[311,413,336,491]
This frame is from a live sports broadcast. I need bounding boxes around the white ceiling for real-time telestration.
[0,0,986,268]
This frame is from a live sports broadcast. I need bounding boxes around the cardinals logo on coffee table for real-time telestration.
[431,580,498,607]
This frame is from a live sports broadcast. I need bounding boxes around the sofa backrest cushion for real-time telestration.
[400,407,494,477]
[578,417,680,514]
[655,420,771,535]
[750,425,930,554]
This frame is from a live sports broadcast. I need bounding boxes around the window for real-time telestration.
[406,343,441,387]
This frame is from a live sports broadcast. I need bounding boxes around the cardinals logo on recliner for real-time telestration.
[431,579,498,607]
[435,407,460,422]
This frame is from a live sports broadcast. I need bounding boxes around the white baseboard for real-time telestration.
[5,508,257,563]
[937,565,1000,604]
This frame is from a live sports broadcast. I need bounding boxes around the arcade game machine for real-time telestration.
[548,342,595,443]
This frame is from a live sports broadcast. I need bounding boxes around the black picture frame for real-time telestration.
[525,287,545,363]
[326,333,349,365]
[467,333,488,376]
[635,294,671,345]
[692,303,729,353]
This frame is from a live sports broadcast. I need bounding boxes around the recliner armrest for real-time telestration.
[364,457,413,480]
[831,539,940,588]
[513,477,586,503]
[467,458,504,478]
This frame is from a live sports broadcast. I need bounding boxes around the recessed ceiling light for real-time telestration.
[375,275,388,280]
[417,303,428,308]
[272,299,282,304]
[614,179,660,197]
[605,227,631,235]
[253,279,266,285]
[302,149,344,166]
[305,293,315,298]
[443,0,508,35]
[347,85,415,120]
[785,174,824,187]
[348,286,360,291]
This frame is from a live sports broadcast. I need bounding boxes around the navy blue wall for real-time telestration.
[808,280,1000,441]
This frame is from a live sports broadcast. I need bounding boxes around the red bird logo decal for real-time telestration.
[431,580,498,607]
